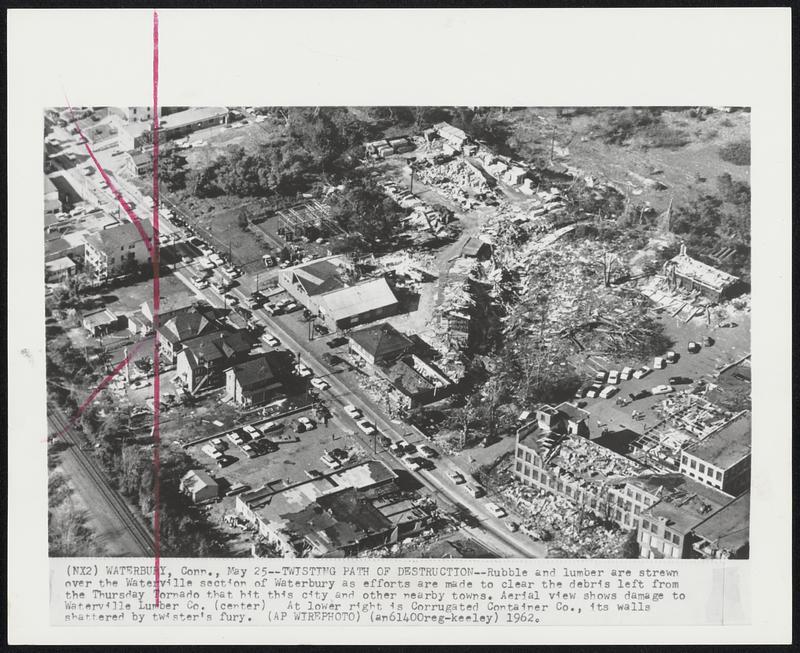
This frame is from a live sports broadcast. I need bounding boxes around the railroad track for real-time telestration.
[48,406,156,557]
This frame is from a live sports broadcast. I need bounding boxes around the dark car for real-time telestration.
[326,336,348,349]
[413,457,435,470]
[379,435,393,449]
[314,323,330,335]
[668,376,693,385]
[629,389,652,401]
[703,336,715,347]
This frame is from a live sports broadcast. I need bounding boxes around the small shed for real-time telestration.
[181,469,220,503]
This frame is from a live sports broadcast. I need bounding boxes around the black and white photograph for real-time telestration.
[44,104,752,561]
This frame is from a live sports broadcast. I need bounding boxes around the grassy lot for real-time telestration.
[502,107,750,214]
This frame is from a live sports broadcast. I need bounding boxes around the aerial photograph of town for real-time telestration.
[45,106,751,560]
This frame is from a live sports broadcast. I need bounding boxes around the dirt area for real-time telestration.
[503,108,750,213]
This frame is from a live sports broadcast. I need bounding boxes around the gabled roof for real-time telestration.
[227,354,283,391]
[182,469,218,493]
[180,330,250,368]
[348,322,413,360]
[555,401,590,424]
[320,278,398,322]
[159,308,216,345]
[84,220,153,255]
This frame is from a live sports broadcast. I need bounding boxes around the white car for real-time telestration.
[310,377,329,391]
[607,370,620,385]
[243,424,261,438]
[418,445,438,459]
[485,502,507,518]
[211,437,227,451]
[130,378,150,390]
[653,356,666,370]
[633,366,652,379]
[259,420,282,433]
[224,293,238,306]
[195,278,210,290]
[261,332,280,347]
[343,404,361,419]
[295,363,313,378]
[599,385,619,399]
[620,366,634,381]
[298,416,315,430]
[356,419,376,435]
[651,384,674,395]
[402,455,422,471]
[227,432,242,445]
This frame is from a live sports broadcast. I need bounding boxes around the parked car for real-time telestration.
[594,371,608,383]
[356,419,376,435]
[620,366,634,381]
[343,404,361,419]
[688,341,701,353]
[599,385,619,399]
[653,356,666,370]
[586,383,603,398]
[242,424,260,438]
[633,366,652,379]
[378,435,393,449]
[448,471,466,484]
[665,351,679,363]
[402,455,422,471]
[261,332,280,347]
[305,469,323,479]
[607,370,620,385]
[702,336,715,347]
[418,445,438,459]
[485,502,507,518]
[310,377,329,391]
[466,484,485,498]
[668,376,693,385]
[651,384,674,395]
[505,521,520,533]
[629,389,652,401]
[295,363,313,378]
[224,293,238,306]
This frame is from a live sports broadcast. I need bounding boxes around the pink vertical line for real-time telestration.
[151,9,162,606]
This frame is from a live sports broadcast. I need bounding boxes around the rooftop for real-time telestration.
[181,469,218,493]
[668,244,739,291]
[82,308,119,329]
[128,150,152,166]
[159,107,228,131]
[227,353,282,390]
[517,424,649,486]
[84,220,153,255]
[289,258,347,296]
[159,308,217,344]
[458,235,491,258]
[348,322,414,360]
[320,278,398,322]
[180,330,250,368]
[692,491,750,554]
[555,401,590,424]
[642,474,734,534]
[46,256,76,272]
[684,413,751,469]
[434,122,469,143]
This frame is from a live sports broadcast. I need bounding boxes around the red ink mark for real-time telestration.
[51,340,149,440]
[64,102,155,256]
[151,9,162,606]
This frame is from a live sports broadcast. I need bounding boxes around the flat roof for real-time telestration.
[85,220,153,254]
[684,413,751,469]
[160,107,228,131]
[320,278,398,322]
[46,256,76,271]
[643,476,734,534]
[692,490,750,552]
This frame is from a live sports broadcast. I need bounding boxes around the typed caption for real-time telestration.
[52,558,746,627]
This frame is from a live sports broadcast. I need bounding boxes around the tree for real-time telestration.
[158,146,188,191]
[327,178,405,251]
[187,163,221,198]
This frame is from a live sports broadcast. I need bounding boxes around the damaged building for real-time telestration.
[663,244,740,301]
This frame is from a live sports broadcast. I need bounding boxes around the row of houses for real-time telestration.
[513,402,751,560]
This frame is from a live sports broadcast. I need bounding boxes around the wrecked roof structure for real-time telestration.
[663,244,739,300]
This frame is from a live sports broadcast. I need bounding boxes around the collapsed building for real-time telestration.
[662,244,740,302]
[513,402,749,558]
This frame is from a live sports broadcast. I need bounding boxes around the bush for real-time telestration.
[718,140,750,166]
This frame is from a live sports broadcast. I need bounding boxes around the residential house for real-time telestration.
[175,330,251,394]
[83,221,153,282]
[236,461,432,558]
[225,353,288,407]
[663,244,740,301]
[180,470,219,503]
[378,354,454,409]
[348,322,414,367]
[679,412,751,495]
[140,294,200,330]
[158,307,220,363]
[124,150,152,177]
[82,308,122,337]
[45,256,77,282]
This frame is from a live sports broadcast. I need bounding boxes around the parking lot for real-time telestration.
[578,311,750,434]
